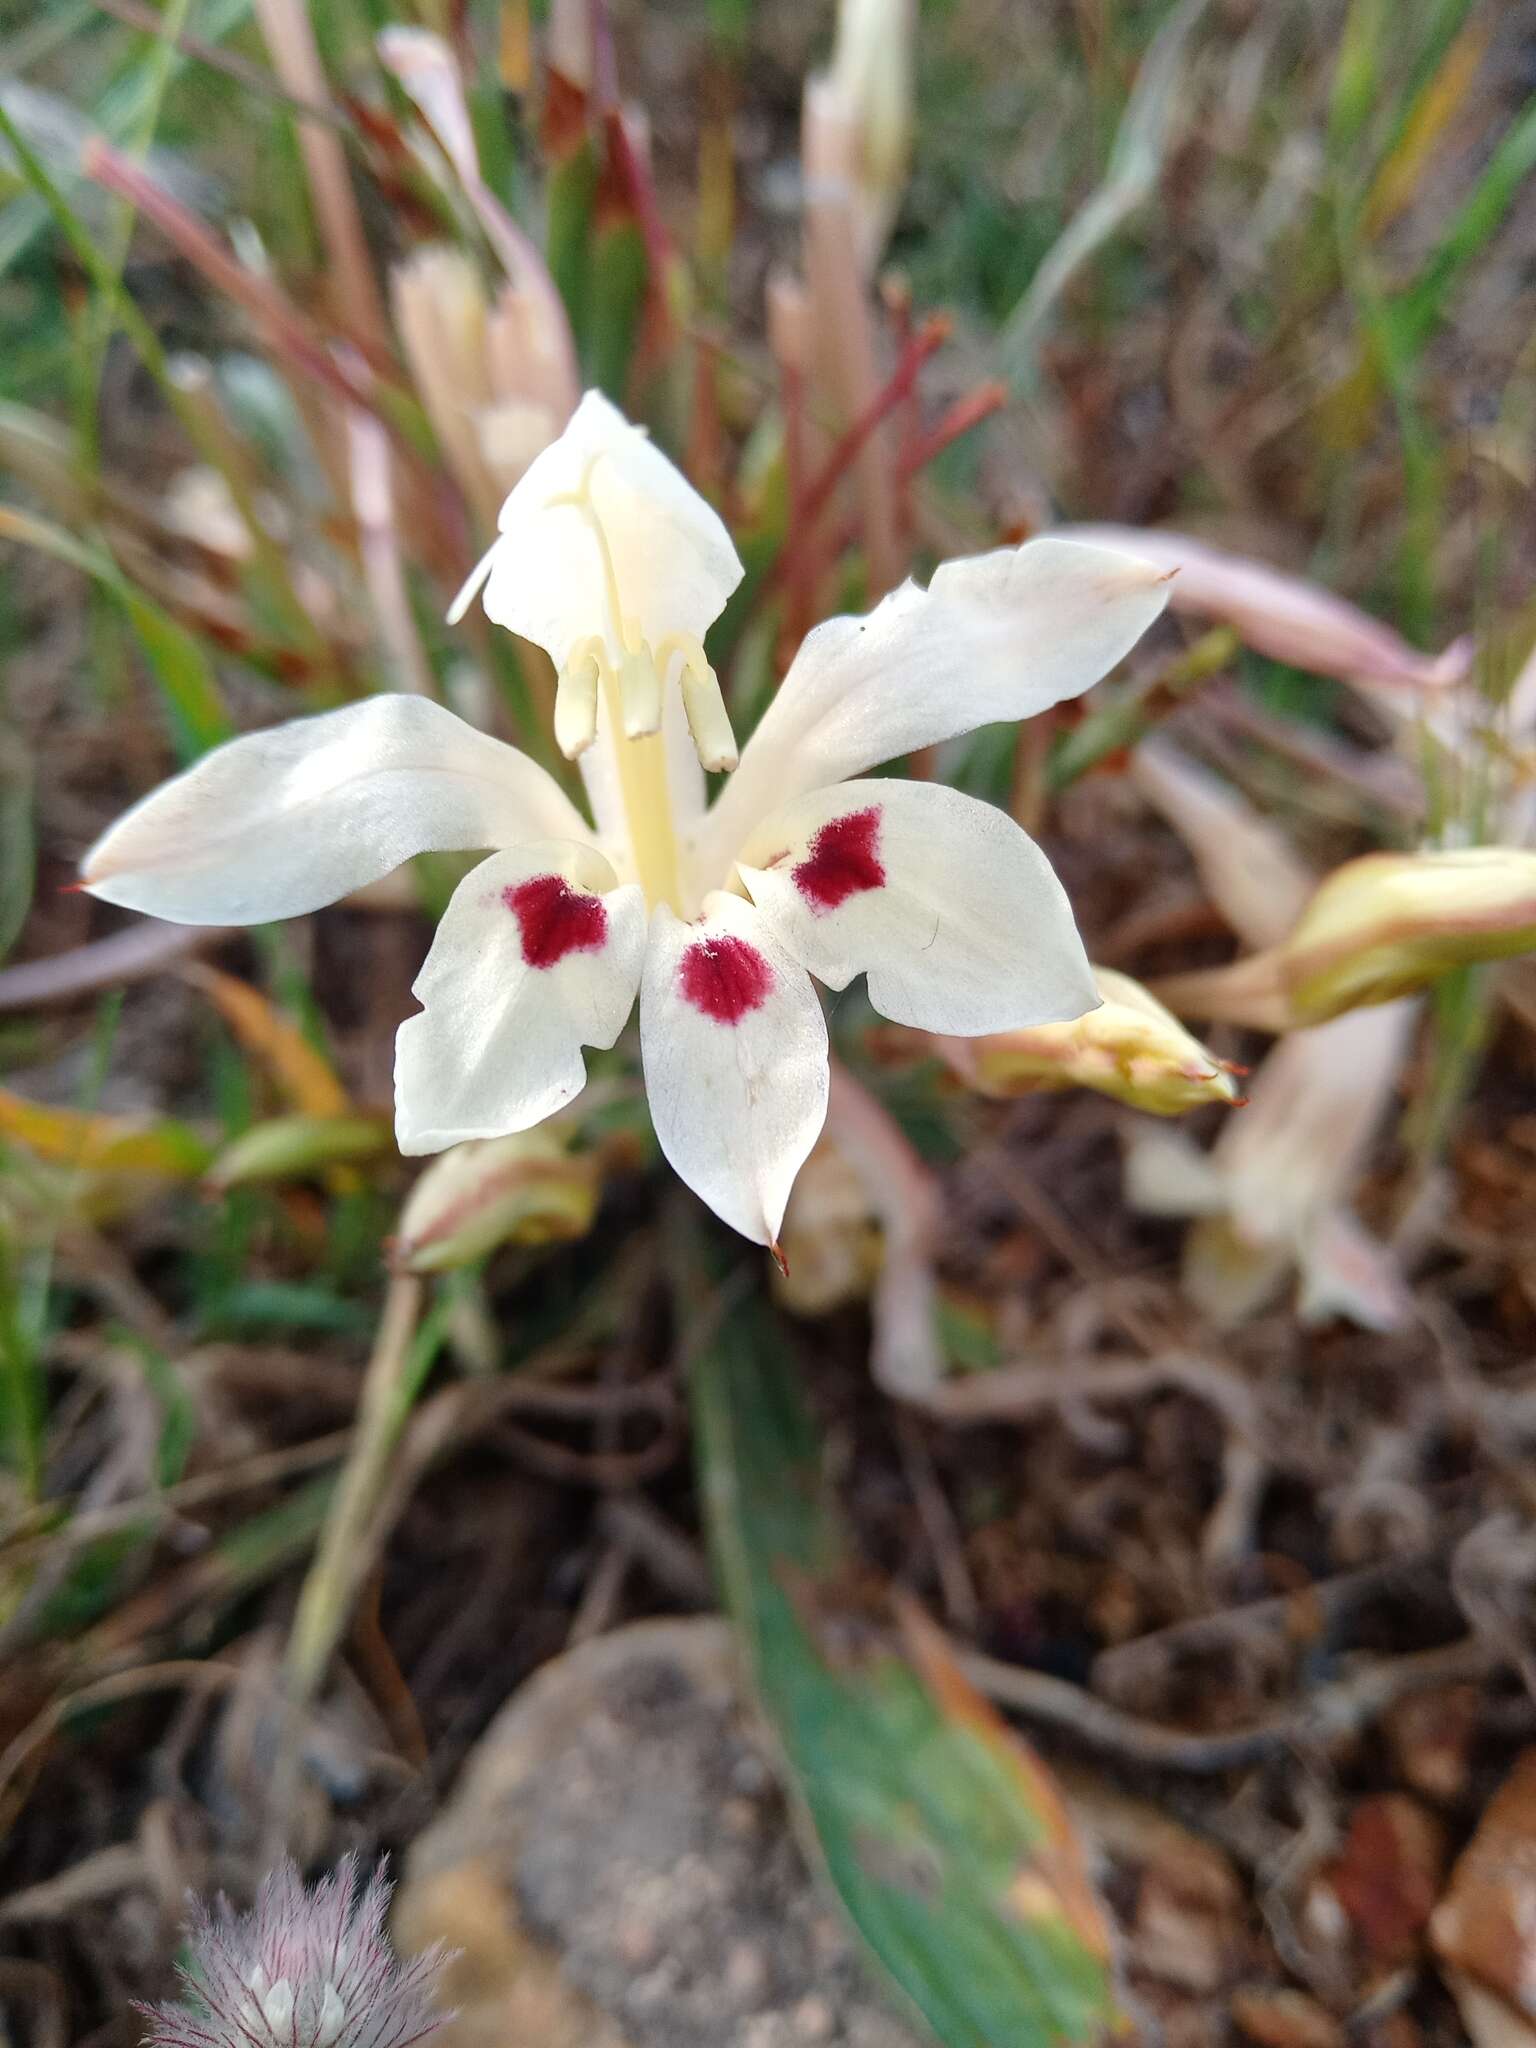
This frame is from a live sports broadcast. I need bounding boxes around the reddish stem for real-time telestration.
[769,313,950,599]
[83,139,402,419]
[899,380,1010,479]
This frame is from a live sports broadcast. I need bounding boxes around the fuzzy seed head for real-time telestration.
[136,1856,450,2048]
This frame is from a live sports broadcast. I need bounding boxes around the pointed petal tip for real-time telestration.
[445,537,500,625]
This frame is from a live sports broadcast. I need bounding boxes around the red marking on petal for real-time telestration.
[679,932,774,1025]
[506,873,607,969]
[792,805,885,913]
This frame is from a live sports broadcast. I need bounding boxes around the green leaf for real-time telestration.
[547,139,599,355]
[692,1294,1125,2048]
[588,219,648,401]
[0,725,34,965]
[1393,90,1536,351]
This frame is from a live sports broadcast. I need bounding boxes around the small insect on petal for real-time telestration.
[504,874,608,969]
[678,932,776,1024]
[792,805,886,913]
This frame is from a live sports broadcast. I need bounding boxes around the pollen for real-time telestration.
[506,874,608,968]
[678,932,775,1023]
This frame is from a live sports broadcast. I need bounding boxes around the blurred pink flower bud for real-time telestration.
[1056,525,1470,700]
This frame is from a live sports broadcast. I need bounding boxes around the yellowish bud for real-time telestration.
[1153,848,1536,1029]
[1280,848,1536,1021]
[939,968,1242,1116]
[392,1129,598,1273]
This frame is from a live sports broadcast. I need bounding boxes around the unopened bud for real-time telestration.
[1054,525,1470,699]
[619,645,662,739]
[393,1128,598,1272]
[678,656,739,772]
[939,968,1242,1116]
[206,1114,392,1188]
[390,245,501,528]
[821,0,915,272]
[1281,847,1536,1022]
[1153,847,1536,1028]
[554,647,600,758]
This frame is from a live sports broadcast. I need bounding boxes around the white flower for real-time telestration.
[81,391,1168,1253]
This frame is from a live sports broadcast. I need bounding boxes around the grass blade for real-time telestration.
[1000,0,1210,390]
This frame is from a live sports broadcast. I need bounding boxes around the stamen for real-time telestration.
[554,642,602,758]
[677,656,738,773]
[620,645,662,738]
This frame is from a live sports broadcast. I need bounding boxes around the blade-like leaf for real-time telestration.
[692,1293,1125,2048]
[0,1087,211,1177]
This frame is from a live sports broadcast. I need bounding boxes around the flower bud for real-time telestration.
[390,246,501,528]
[1153,848,1536,1029]
[1053,525,1470,699]
[206,1115,392,1188]
[821,0,915,273]
[392,1129,598,1272]
[939,968,1241,1116]
[390,248,577,528]
[1278,848,1536,1021]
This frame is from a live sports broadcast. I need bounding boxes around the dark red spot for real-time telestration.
[678,933,774,1025]
[505,873,607,969]
[792,805,885,912]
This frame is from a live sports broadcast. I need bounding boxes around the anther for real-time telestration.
[678,656,739,773]
[554,644,602,759]
[619,645,662,738]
